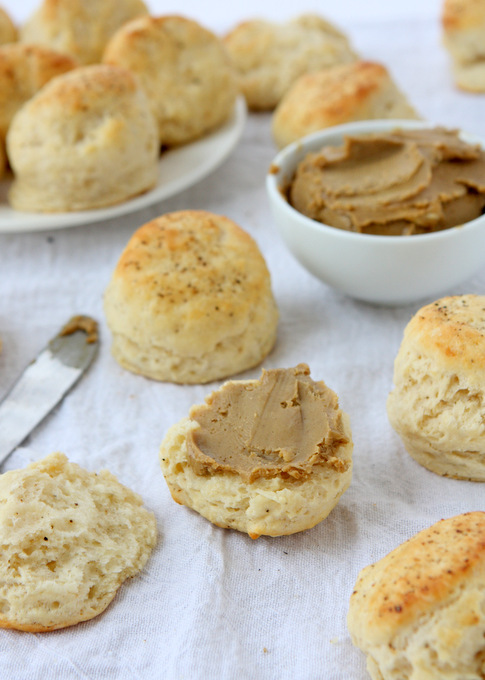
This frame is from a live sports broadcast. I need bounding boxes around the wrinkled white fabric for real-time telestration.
[1,6,485,680]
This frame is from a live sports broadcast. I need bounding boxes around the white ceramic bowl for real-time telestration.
[266,119,485,305]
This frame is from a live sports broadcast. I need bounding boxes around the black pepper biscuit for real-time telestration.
[104,210,278,384]
[348,512,485,680]
[387,295,485,480]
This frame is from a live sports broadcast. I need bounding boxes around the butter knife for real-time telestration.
[0,316,98,466]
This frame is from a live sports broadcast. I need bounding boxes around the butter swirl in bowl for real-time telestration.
[266,119,485,305]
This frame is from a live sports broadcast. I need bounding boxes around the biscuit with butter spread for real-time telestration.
[159,364,353,538]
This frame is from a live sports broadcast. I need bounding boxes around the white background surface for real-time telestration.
[9,0,444,30]
[1,2,485,679]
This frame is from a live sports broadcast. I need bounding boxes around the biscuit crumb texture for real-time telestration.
[387,295,485,481]
[348,512,485,680]
[0,452,157,632]
[159,414,352,538]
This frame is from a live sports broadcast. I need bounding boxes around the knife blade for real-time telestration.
[0,315,98,466]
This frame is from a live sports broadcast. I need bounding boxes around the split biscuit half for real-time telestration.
[0,452,156,632]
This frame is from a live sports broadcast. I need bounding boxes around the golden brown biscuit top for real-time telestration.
[21,64,143,121]
[281,61,389,117]
[186,364,350,483]
[103,14,238,146]
[105,14,225,55]
[223,13,357,111]
[0,7,17,45]
[349,512,485,645]
[224,13,351,61]
[104,210,276,356]
[103,13,236,92]
[112,210,268,316]
[21,0,148,64]
[289,127,485,235]
[443,0,485,32]
[0,44,77,138]
[0,43,77,80]
[402,294,485,378]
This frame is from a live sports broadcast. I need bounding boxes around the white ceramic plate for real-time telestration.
[0,97,246,234]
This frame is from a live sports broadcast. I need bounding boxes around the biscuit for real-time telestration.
[0,452,156,632]
[442,0,485,91]
[103,15,238,146]
[104,210,278,384]
[0,7,17,46]
[0,44,77,177]
[348,512,485,680]
[272,61,420,149]
[20,0,148,65]
[224,14,357,111]
[0,136,6,180]
[387,295,485,481]
[7,64,159,212]
[159,364,353,538]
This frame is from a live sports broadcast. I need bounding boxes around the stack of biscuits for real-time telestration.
[0,0,239,212]
[0,4,424,212]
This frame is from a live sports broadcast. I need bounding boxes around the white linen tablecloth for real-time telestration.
[1,7,485,680]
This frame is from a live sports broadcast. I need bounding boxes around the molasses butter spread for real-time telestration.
[289,127,485,235]
[186,364,350,483]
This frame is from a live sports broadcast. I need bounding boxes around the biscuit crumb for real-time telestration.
[0,452,156,632]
